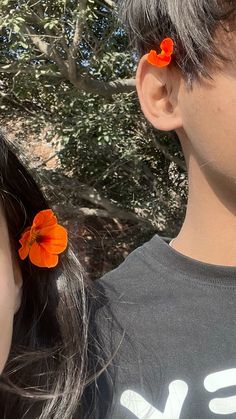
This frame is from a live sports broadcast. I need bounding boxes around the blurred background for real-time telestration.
[0,0,188,280]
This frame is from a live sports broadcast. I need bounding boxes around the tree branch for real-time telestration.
[55,205,144,223]
[68,17,81,82]
[0,91,36,115]
[0,62,136,97]
[68,1,87,82]
[74,182,153,225]
[26,7,70,55]
[151,135,186,171]
[23,24,69,77]
[0,63,61,77]
[0,63,31,74]
[0,90,53,117]
[47,174,154,227]
[96,0,116,9]
[73,76,136,97]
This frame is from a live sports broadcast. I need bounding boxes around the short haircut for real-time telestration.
[119,0,236,83]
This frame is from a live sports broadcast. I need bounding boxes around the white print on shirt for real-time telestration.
[120,368,236,418]
[120,380,188,419]
[204,369,236,415]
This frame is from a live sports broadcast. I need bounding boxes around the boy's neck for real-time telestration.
[172,152,236,267]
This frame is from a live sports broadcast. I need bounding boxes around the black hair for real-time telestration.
[120,0,236,83]
[0,131,92,418]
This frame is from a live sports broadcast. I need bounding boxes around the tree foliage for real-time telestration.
[0,0,188,267]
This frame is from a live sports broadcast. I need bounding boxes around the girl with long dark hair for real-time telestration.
[0,131,93,418]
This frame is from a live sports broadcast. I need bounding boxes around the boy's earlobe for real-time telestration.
[136,54,182,131]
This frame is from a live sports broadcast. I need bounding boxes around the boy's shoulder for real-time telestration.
[97,234,164,301]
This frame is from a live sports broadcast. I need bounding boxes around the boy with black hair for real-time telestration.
[94,1,236,418]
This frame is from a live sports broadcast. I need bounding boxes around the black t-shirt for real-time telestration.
[93,234,236,419]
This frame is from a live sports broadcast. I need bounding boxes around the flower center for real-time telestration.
[29,229,40,246]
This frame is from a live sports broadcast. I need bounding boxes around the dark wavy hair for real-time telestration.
[0,131,94,418]
[120,0,236,83]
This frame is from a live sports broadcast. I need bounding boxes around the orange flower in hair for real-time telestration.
[147,38,174,68]
[18,209,68,268]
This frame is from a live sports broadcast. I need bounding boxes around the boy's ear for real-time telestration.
[136,54,183,131]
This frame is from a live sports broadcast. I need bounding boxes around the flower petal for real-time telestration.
[29,242,59,268]
[33,209,57,231]
[160,38,174,56]
[38,224,68,254]
[147,50,172,67]
[18,228,31,260]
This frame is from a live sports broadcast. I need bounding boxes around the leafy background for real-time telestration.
[0,0,188,279]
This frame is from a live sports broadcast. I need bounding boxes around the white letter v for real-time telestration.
[120,380,188,419]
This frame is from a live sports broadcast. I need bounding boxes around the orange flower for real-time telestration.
[18,209,68,268]
[147,38,174,68]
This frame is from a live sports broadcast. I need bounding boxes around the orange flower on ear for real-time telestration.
[18,209,68,268]
[147,38,174,68]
